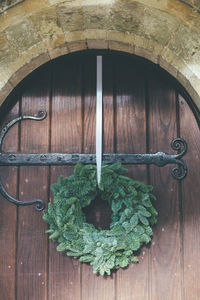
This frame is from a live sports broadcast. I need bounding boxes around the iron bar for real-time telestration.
[0,138,187,179]
[0,110,188,211]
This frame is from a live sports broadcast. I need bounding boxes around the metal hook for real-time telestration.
[0,110,47,152]
[0,110,47,211]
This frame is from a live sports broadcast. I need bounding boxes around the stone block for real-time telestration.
[109,40,134,54]
[56,5,83,32]
[83,5,110,30]
[67,40,87,53]
[87,39,108,49]
[135,45,158,64]
[30,7,65,50]
[6,19,41,53]
[109,2,141,33]
[64,30,84,42]
[23,0,49,14]
[0,31,19,68]
[48,43,69,59]
[30,7,63,39]
[107,31,136,45]
[84,29,107,41]
[138,6,181,46]
[167,25,200,61]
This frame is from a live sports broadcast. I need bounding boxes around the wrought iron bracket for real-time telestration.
[0,110,188,211]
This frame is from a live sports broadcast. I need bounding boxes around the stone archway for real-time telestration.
[0,0,200,110]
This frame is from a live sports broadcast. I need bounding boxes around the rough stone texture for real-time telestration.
[110,2,141,33]
[6,19,40,52]
[0,0,200,110]
[168,25,200,60]
[182,0,200,11]
[83,5,111,30]
[67,40,87,53]
[57,6,83,32]
[0,31,19,69]
[30,7,64,50]
[0,0,24,14]
[109,40,134,54]
[87,39,108,50]
[48,43,68,59]
[139,6,182,46]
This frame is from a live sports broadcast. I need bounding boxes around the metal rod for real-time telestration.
[0,138,187,180]
[96,56,103,186]
[0,108,188,212]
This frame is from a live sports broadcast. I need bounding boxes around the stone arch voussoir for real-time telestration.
[0,0,200,109]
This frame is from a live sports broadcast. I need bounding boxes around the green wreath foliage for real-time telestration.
[43,163,158,276]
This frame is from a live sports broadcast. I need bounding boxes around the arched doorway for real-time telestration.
[0,51,200,300]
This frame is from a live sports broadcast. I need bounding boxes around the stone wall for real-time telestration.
[0,0,24,14]
[0,0,200,109]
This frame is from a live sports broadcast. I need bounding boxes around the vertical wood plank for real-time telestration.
[83,54,96,155]
[17,67,50,300]
[103,55,114,154]
[49,56,82,300]
[148,72,182,300]
[81,54,116,300]
[179,94,200,300]
[0,101,19,300]
[115,55,149,300]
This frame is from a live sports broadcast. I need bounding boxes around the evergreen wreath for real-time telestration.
[43,163,158,276]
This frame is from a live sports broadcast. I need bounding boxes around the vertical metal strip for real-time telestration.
[96,56,103,186]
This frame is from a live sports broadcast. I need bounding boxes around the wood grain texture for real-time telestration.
[0,52,200,300]
[148,71,182,300]
[115,55,149,300]
[103,54,114,154]
[82,54,96,155]
[179,94,200,300]
[81,54,116,300]
[17,67,50,300]
[49,56,82,300]
[0,101,19,300]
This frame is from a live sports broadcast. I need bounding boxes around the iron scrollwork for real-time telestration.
[0,110,188,211]
[0,110,47,211]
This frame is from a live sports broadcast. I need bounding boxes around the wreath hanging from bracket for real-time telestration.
[43,163,158,276]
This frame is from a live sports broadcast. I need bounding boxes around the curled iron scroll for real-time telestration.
[0,179,45,211]
[0,110,47,152]
[0,110,47,211]
[171,138,187,180]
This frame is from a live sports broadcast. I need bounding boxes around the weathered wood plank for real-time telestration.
[49,56,82,300]
[115,55,149,300]
[0,100,19,300]
[103,55,114,154]
[179,94,200,300]
[148,72,182,300]
[17,67,50,300]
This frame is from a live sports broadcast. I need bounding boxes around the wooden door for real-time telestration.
[0,52,200,300]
